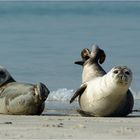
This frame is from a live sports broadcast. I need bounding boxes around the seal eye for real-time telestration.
[125,71,130,75]
[114,70,119,74]
[0,71,4,75]
[0,71,5,77]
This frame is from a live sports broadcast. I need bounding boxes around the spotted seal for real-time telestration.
[70,45,134,117]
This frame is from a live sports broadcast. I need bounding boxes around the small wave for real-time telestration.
[47,88,74,101]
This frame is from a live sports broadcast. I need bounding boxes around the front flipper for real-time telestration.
[70,84,87,104]
[74,61,84,66]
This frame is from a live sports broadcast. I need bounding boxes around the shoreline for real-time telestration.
[0,114,140,139]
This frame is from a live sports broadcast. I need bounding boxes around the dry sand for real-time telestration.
[0,114,140,139]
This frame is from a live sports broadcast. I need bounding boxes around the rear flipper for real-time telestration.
[37,82,50,101]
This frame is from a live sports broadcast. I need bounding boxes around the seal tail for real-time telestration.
[37,83,50,101]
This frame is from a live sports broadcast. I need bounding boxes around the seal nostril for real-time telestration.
[125,71,130,75]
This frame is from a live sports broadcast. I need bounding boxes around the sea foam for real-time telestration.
[47,88,74,101]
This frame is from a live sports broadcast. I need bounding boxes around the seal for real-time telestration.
[75,44,106,82]
[0,65,50,115]
[70,45,134,117]
[70,66,133,117]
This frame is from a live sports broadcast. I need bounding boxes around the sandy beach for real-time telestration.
[0,113,140,139]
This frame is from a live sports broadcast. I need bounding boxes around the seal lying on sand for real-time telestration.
[0,65,50,115]
[70,45,134,117]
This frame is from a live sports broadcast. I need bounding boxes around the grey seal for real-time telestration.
[70,45,134,117]
[0,65,50,115]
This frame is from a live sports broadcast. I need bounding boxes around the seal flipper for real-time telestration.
[91,45,106,64]
[74,48,91,66]
[70,84,87,104]
[74,46,106,66]
[81,48,91,61]
[98,49,106,64]
[37,82,50,101]
[74,61,84,66]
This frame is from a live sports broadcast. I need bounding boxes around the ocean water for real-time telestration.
[0,1,140,115]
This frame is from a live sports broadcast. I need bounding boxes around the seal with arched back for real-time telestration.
[0,65,50,115]
[75,44,106,82]
[70,45,134,117]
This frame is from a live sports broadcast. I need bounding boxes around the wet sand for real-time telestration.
[0,114,140,139]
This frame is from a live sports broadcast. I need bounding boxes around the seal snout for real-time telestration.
[36,83,50,101]
[118,74,128,84]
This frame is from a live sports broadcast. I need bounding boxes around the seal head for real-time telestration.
[0,65,15,87]
[109,66,132,87]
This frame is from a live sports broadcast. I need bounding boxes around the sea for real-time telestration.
[0,1,140,116]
